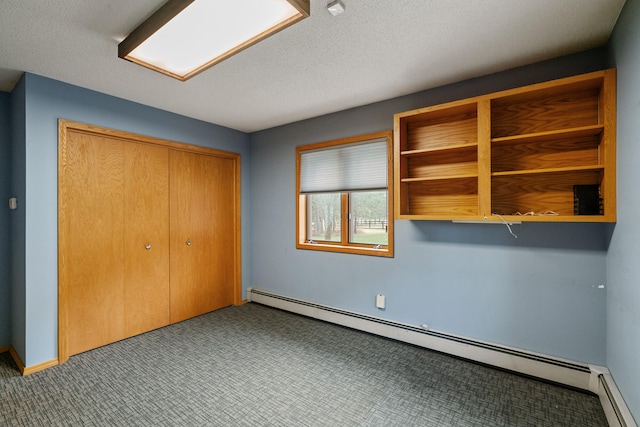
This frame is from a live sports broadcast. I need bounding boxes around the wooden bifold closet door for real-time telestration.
[169,150,236,324]
[124,142,170,338]
[58,121,240,362]
[63,132,129,355]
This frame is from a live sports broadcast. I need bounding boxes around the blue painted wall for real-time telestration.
[607,0,640,420]
[250,49,610,365]
[17,73,250,366]
[0,91,11,347]
[10,76,26,361]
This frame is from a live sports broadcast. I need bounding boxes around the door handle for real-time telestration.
[145,243,151,250]
[186,240,191,246]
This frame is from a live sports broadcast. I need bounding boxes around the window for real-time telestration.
[296,131,394,257]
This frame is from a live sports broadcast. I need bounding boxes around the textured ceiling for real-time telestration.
[0,0,626,132]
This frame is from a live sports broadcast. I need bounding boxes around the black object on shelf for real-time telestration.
[574,185,603,215]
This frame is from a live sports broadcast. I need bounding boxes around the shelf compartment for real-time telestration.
[491,169,603,217]
[401,103,478,152]
[491,84,601,138]
[405,146,477,180]
[403,177,478,216]
[492,134,601,173]
[401,142,478,157]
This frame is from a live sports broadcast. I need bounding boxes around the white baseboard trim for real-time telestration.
[247,287,636,427]
[592,366,638,427]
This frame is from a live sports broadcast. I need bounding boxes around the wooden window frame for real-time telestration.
[296,130,394,257]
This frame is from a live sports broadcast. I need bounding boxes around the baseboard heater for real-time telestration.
[247,288,637,427]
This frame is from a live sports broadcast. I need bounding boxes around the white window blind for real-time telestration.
[300,138,387,193]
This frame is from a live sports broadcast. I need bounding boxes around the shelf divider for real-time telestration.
[491,164,604,177]
[401,173,479,183]
[491,124,604,145]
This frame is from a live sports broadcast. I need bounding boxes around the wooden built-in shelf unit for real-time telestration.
[394,69,616,222]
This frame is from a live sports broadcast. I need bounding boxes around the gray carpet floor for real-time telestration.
[0,303,608,426]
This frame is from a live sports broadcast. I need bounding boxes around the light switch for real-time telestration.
[8,198,17,210]
[376,294,385,309]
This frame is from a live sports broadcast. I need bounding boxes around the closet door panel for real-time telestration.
[209,155,236,306]
[124,143,170,337]
[66,132,125,356]
[169,150,236,323]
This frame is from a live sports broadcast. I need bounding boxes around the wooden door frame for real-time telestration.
[58,119,242,364]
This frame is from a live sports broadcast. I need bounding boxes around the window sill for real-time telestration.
[296,242,393,258]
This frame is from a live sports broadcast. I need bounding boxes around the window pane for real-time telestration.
[307,193,341,242]
[349,191,388,245]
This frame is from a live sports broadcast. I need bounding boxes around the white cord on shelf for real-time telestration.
[492,213,518,239]
[514,210,559,216]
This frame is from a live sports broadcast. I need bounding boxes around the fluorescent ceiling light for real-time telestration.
[119,0,310,81]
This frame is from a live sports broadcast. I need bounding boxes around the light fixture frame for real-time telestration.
[118,0,310,81]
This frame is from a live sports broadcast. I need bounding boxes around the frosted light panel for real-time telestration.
[126,0,302,78]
